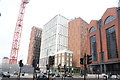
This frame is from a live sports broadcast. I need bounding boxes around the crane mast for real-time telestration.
[9,0,29,64]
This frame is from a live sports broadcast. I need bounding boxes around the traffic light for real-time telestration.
[87,54,92,64]
[49,56,54,65]
[80,58,84,65]
[32,59,37,67]
[46,64,50,70]
[19,60,23,67]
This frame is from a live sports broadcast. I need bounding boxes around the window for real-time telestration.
[66,63,69,66]
[67,57,69,60]
[104,16,115,25]
[106,26,118,59]
[70,58,72,61]
[89,27,96,33]
[67,53,69,56]
[62,57,64,62]
[70,62,72,66]
[90,35,97,62]
[100,52,104,62]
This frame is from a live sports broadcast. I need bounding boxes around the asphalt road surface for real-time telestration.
[1,77,118,80]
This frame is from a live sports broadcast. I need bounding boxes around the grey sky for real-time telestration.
[0,0,118,64]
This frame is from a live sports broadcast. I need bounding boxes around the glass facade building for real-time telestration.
[39,15,69,72]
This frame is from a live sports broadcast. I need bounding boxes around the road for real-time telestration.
[2,78,32,80]
[1,77,118,80]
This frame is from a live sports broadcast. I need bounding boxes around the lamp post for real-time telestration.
[83,53,87,80]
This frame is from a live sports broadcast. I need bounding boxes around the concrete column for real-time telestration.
[104,64,106,73]
[100,64,102,73]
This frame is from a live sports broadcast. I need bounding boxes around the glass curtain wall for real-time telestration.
[40,15,69,58]
[90,35,97,62]
[57,15,68,51]
[106,26,118,59]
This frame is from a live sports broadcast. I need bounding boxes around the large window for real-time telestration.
[106,26,118,59]
[104,16,115,25]
[89,27,96,33]
[90,35,97,62]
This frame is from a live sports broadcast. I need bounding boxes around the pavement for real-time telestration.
[73,73,120,79]
[10,73,119,79]
[73,74,105,78]
[10,73,33,78]
[2,74,119,80]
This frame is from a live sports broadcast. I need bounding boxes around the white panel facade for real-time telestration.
[39,15,69,70]
[40,14,69,59]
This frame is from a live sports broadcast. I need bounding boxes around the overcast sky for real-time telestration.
[0,0,118,64]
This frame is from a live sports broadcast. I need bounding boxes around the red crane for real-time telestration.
[9,0,29,64]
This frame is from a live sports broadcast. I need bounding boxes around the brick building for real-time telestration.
[54,49,73,67]
[87,7,120,74]
[68,18,88,69]
[27,26,42,66]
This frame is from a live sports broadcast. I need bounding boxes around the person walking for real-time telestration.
[108,72,112,79]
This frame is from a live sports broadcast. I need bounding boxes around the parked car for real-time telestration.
[62,74,73,77]
[50,73,55,77]
[116,74,120,80]
[37,74,48,80]
[2,72,10,78]
[14,71,18,75]
[66,74,73,77]
[55,74,60,77]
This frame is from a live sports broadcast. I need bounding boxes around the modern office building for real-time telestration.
[27,26,42,66]
[68,18,88,70]
[39,14,69,72]
[87,7,120,74]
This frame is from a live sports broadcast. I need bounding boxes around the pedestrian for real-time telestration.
[108,72,112,79]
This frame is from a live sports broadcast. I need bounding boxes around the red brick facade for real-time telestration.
[87,7,120,73]
[101,7,120,62]
[68,18,88,68]
[27,27,42,65]
[87,20,101,64]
